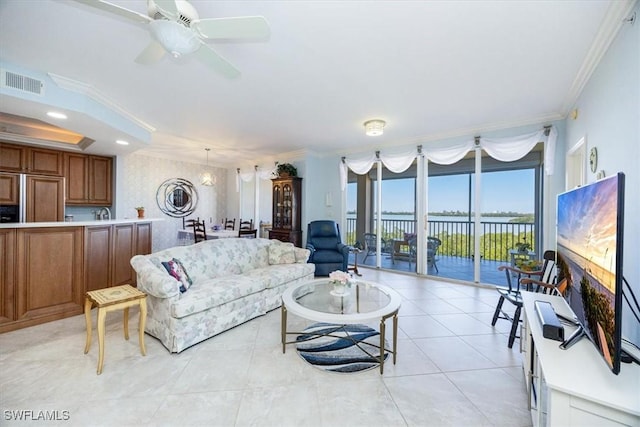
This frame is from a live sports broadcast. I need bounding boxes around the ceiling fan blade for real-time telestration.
[153,0,180,20]
[134,40,166,65]
[194,45,241,79]
[192,16,270,40]
[73,0,151,24]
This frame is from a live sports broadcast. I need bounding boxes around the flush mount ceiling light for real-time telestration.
[364,119,386,136]
[115,139,129,145]
[149,20,201,58]
[46,111,67,120]
[200,148,216,186]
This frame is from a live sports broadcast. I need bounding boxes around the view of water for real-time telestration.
[347,214,521,223]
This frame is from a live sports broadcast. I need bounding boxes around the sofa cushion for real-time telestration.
[170,275,265,318]
[243,263,316,289]
[268,241,296,265]
[161,258,193,293]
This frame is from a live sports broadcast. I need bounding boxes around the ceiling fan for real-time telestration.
[75,0,270,78]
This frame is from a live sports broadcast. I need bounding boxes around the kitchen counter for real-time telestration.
[0,218,164,228]
[0,218,158,333]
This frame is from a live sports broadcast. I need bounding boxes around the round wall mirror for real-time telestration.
[156,178,198,218]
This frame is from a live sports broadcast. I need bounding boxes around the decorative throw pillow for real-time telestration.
[161,258,193,293]
[268,242,296,265]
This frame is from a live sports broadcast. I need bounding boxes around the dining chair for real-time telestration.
[223,218,236,230]
[238,228,257,238]
[239,219,253,230]
[191,220,207,243]
[183,217,199,229]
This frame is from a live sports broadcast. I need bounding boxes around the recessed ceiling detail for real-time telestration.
[0,112,90,146]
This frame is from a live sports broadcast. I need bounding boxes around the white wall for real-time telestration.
[564,3,639,344]
[116,152,228,252]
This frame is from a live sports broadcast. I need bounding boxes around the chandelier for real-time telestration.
[200,148,216,186]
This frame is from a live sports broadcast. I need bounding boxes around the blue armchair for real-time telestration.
[306,220,349,277]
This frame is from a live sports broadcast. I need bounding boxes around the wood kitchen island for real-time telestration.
[0,219,161,333]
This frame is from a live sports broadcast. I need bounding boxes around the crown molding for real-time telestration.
[561,0,638,113]
[333,112,565,158]
[48,72,156,133]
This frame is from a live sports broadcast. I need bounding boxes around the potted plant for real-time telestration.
[276,163,297,178]
[135,206,145,219]
[515,240,531,253]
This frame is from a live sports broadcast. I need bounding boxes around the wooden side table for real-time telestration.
[347,246,362,276]
[84,284,147,374]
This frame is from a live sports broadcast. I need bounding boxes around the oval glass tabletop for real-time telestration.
[282,278,401,324]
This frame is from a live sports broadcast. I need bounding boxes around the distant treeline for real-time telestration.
[346,210,533,218]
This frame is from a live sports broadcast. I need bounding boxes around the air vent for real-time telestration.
[1,70,44,96]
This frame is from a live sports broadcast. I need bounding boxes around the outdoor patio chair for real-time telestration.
[362,233,389,263]
[427,237,442,272]
[491,249,558,348]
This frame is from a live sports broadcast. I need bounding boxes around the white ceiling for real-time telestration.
[0,0,631,168]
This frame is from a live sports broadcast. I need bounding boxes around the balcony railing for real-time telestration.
[345,217,535,262]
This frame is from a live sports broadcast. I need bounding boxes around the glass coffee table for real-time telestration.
[281,278,402,374]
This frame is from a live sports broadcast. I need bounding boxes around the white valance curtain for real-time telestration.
[340,125,557,188]
[340,148,420,190]
[235,165,278,192]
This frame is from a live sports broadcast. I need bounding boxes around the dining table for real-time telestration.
[177,228,238,243]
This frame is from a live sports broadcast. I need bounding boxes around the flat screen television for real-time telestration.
[556,172,625,374]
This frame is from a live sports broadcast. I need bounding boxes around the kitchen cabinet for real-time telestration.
[85,222,152,291]
[0,173,19,204]
[85,225,112,292]
[135,221,152,255]
[14,227,84,330]
[0,142,63,176]
[89,155,112,205]
[0,229,16,325]
[113,223,136,287]
[0,220,154,333]
[269,176,302,247]
[65,153,113,206]
[64,153,89,204]
[25,175,64,222]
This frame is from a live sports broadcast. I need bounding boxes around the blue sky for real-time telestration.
[347,169,535,213]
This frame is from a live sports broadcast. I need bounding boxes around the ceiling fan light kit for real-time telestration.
[364,119,386,136]
[75,0,270,77]
[149,20,200,58]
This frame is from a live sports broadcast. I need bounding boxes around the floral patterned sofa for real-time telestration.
[130,238,314,353]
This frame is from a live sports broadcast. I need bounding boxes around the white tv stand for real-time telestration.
[521,292,640,426]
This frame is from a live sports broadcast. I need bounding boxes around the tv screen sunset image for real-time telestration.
[557,175,622,369]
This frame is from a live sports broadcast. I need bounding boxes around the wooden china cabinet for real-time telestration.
[269,177,302,247]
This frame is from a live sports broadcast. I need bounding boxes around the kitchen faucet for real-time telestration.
[97,207,111,221]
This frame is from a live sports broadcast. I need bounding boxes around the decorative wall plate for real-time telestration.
[156,178,198,218]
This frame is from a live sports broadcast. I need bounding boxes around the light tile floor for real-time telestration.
[0,269,531,427]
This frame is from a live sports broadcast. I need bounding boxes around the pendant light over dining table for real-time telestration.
[200,148,215,186]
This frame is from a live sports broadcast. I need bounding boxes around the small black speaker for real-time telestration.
[534,300,564,341]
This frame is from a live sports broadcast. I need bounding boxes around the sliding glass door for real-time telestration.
[346,149,543,285]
